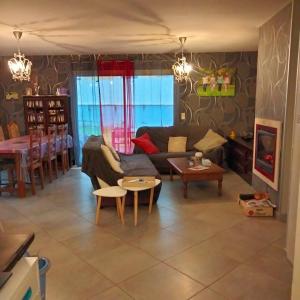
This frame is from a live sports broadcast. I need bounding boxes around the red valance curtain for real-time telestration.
[97,60,134,153]
[97,60,134,76]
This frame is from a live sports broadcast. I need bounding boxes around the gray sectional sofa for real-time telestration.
[133,126,225,173]
[81,126,225,206]
[81,135,162,206]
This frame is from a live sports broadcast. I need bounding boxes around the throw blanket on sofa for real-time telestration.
[82,135,162,206]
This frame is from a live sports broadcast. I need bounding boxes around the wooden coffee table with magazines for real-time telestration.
[167,157,225,198]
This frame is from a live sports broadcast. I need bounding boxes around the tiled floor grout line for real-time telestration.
[54,218,214,293]
[88,283,135,299]
[39,212,289,299]
[2,187,260,290]
[0,171,290,299]
[57,211,232,295]
[50,217,170,297]
[87,214,241,266]
[67,211,210,288]
[38,233,119,292]
[112,260,162,284]
[187,286,229,300]
[146,223,289,296]
[161,259,208,287]
[203,236,291,295]
[1,194,123,293]
[114,286,136,300]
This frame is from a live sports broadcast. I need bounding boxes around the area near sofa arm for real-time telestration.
[203,146,225,167]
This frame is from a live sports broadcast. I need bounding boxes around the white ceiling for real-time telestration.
[0,0,290,55]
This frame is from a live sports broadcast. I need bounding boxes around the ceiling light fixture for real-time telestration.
[172,37,192,82]
[8,31,32,81]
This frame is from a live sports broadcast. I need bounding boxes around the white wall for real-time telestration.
[285,1,300,262]
[292,172,300,299]
[286,108,300,262]
[290,32,300,300]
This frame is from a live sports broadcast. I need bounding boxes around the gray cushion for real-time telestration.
[120,154,160,177]
[149,151,195,161]
[149,151,196,172]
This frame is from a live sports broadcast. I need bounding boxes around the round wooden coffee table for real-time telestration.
[117,178,161,226]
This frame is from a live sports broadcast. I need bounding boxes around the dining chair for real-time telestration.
[7,121,20,139]
[0,161,15,195]
[0,221,4,232]
[0,126,16,195]
[37,125,45,136]
[0,126,5,141]
[43,126,58,182]
[57,124,69,174]
[28,129,45,195]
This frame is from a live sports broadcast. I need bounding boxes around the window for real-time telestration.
[76,76,101,162]
[75,74,174,161]
[134,75,174,130]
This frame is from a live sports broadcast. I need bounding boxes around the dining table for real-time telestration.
[0,135,73,198]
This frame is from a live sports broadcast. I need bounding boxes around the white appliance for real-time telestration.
[0,257,41,300]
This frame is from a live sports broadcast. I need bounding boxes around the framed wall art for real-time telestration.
[197,67,236,97]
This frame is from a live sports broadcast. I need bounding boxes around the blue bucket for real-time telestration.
[38,257,50,300]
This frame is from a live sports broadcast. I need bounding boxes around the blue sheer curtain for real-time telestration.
[70,65,175,165]
[97,60,135,154]
[71,73,100,165]
[133,73,174,131]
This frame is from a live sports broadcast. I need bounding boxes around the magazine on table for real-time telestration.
[188,165,209,171]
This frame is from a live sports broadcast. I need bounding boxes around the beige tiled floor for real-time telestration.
[0,169,292,299]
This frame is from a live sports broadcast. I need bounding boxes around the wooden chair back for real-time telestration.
[58,124,68,153]
[57,124,69,173]
[37,125,45,136]
[47,125,57,158]
[7,121,20,139]
[0,126,5,142]
[29,129,43,167]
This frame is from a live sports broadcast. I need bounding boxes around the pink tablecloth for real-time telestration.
[0,135,73,180]
[0,135,73,155]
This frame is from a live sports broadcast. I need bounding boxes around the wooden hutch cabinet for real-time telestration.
[226,137,253,184]
[23,95,71,134]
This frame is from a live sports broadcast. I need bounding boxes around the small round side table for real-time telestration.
[117,178,161,226]
[93,186,127,225]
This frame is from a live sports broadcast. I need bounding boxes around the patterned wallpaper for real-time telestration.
[255,5,291,121]
[252,4,292,210]
[0,55,73,136]
[177,52,257,135]
[0,52,256,137]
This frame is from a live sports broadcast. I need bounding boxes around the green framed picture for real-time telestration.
[197,67,236,97]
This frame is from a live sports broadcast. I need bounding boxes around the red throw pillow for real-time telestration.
[131,133,160,154]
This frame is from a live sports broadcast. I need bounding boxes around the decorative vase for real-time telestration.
[33,83,40,96]
[25,87,32,96]
[229,130,237,139]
